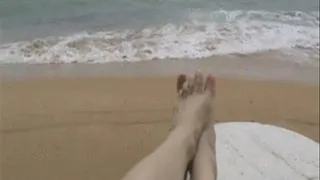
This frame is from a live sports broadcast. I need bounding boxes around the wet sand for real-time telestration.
[1,70,319,180]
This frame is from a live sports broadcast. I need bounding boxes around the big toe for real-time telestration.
[177,74,188,98]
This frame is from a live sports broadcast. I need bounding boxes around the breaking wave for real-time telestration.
[0,10,319,64]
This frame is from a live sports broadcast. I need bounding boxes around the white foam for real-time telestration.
[0,10,319,64]
[210,122,319,180]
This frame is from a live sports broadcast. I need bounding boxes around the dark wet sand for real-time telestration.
[1,72,319,180]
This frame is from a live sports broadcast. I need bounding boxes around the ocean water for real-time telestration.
[0,0,319,64]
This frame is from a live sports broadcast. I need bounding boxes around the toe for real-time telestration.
[205,74,216,97]
[177,74,188,98]
[177,74,187,93]
[187,74,196,95]
[194,71,204,93]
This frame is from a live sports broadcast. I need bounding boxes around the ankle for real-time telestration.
[169,125,202,160]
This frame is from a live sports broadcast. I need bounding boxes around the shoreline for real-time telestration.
[1,55,319,85]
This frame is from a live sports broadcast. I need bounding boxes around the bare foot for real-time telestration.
[174,72,216,180]
[174,71,216,130]
[176,72,216,179]
[121,72,216,180]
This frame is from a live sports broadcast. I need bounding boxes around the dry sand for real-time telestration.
[0,75,319,180]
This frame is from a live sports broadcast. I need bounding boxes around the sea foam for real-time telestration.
[0,10,319,64]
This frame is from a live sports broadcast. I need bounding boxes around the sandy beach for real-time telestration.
[1,64,319,180]
[0,0,319,178]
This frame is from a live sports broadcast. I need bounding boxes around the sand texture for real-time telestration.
[1,76,319,180]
